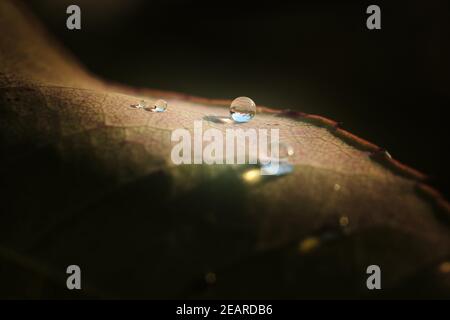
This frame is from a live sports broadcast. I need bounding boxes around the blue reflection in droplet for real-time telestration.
[230,97,256,123]
[150,99,167,112]
[231,111,254,123]
[260,160,294,176]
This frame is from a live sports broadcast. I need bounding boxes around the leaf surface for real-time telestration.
[0,0,449,298]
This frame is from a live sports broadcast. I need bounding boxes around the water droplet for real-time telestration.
[298,237,320,254]
[149,99,168,112]
[230,96,256,123]
[138,100,147,109]
[259,142,294,176]
[205,272,217,285]
[280,143,294,158]
[130,100,147,109]
[266,142,294,161]
[260,162,294,176]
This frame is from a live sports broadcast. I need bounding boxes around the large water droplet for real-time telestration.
[149,99,168,112]
[230,96,256,123]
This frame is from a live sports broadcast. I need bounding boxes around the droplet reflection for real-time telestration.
[149,99,168,112]
[259,142,294,176]
[230,97,256,123]
[242,168,261,184]
[260,162,294,176]
[130,99,147,109]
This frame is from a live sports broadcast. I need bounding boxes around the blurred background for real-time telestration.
[27,0,450,197]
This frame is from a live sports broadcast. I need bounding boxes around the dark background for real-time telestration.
[27,0,450,197]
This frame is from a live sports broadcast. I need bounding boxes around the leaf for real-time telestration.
[0,0,449,299]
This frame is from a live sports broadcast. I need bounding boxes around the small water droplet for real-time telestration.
[149,99,168,112]
[130,99,147,109]
[259,142,294,176]
[260,162,294,176]
[205,272,217,285]
[276,142,294,159]
[230,96,256,123]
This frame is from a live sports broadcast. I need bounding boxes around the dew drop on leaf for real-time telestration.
[230,96,256,123]
[130,99,147,109]
[149,99,168,112]
[259,142,294,176]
